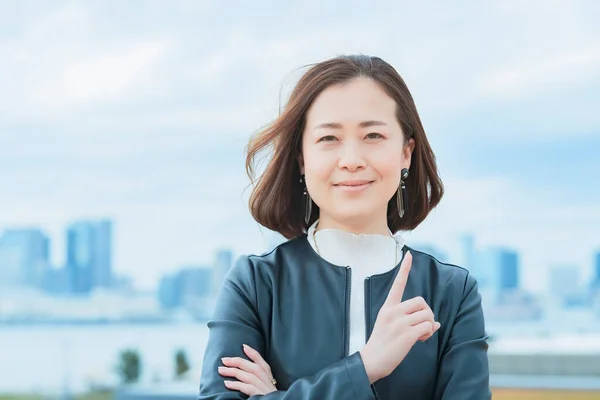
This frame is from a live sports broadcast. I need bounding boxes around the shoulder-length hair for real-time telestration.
[245,54,444,239]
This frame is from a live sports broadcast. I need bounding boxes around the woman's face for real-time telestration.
[299,77,414,231]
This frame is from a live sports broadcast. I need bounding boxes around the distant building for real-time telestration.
[460,234,476,272]
[593,250,600,289]
[212,249,233,295]
[549,264,582,307]
[42,267,70,294]
[158,266,213,319]
[474,246,519,305]
[0,228,50,289]
[158,274,181,310]
[65,219,113,294]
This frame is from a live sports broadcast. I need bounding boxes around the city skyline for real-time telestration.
[0,2,599,290]
[0,215,598,295]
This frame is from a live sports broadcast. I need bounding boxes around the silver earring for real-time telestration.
[397,168,409,218]
[301,175,312,225]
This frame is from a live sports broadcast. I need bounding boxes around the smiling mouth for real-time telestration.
[334,180,374,186]
[333,180,374,191]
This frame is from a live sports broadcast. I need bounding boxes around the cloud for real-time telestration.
[1,0,599,291]
[0,3,173,121]
[32,39,172,109]
[474,44,600,101]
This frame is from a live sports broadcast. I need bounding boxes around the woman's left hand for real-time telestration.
[218,344,278,396]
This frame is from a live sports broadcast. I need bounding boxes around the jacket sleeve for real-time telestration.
[198,255,375,400]
[433,272,492,400]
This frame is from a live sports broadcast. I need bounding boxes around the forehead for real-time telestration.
[306,77,397,124]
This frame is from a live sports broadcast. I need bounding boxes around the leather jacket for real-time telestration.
[198,234,491,399]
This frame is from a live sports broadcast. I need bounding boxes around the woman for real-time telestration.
[198,54,490,399]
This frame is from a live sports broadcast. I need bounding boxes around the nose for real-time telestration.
[337,142,366,171]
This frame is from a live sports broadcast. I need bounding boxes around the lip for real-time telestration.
[333,180,374,192]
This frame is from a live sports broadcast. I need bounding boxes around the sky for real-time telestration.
[0,0,599,292]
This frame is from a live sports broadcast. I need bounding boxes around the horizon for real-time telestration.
[1,1,599,292]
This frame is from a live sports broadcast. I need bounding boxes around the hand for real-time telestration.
[218,344,278,396]
[359,251,441,384]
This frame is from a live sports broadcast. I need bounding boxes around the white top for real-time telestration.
[306,219,405,355]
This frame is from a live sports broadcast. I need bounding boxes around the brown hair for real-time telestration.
[245,54,444,239]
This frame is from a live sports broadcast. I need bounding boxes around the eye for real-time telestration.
[365,132,384,139]
[318,135,338,142]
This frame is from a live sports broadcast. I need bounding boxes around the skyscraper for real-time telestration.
[0,228,50,288]
[475,246,519,304]
[460,234,475,273]
[593,250,600,289]
[66,219,113,293]
[93,220,113,288]
[212,249,233,295]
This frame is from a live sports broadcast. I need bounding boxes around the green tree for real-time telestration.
[174,348,190,379]
[116,348,141,384]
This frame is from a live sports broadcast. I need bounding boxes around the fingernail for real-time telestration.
[218,366,225,371]
[224,380,232,386]
[242,344,248,350]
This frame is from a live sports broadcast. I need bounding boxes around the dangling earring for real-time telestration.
[396,168,409,218]
[300,175,312,225]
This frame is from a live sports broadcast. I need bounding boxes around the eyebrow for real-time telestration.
[314,120,388,129]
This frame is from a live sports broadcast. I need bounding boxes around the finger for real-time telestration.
[243,344,273,378]
[384,251,412,306]
[219,367,269,394]
[224,380,261,396]
[218,367,259,384]
[410,320,433,342]
[221,356,264,377]
[405,308,434,326]
[419,321,441,342]
[398,296,428,314]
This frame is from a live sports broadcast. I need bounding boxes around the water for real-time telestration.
[0,323,210,394]
[2,317,600,394]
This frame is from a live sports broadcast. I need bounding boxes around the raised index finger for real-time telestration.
[384,251,412,306]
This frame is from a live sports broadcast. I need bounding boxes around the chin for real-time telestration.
[328,207,379,226]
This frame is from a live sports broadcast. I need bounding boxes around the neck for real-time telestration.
[316,213,390,236]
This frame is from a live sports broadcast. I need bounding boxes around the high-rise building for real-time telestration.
[0,228,50,288]
[474,246,519,304]
[460,234,476,273]
[66,219,113,293]
[212,249,233,295]
[93,220,113,288]
[158,266,213,313]
[593,250,600,289]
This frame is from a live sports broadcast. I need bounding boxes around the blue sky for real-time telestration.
[0,1,598,291]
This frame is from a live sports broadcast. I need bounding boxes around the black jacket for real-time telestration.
[198,234,491,399]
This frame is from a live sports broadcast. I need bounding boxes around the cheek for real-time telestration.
[303,151,333,181]
[373,150,403,180]
[372,152,403,197]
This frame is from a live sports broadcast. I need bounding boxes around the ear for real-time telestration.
[402,138,415,170]
[298,153,305,175]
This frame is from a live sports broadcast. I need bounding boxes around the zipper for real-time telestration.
[364,276,371,343]
[364,276,380,399]
[345,266,351,357]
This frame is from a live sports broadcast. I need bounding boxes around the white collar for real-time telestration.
[306,219,404,274]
